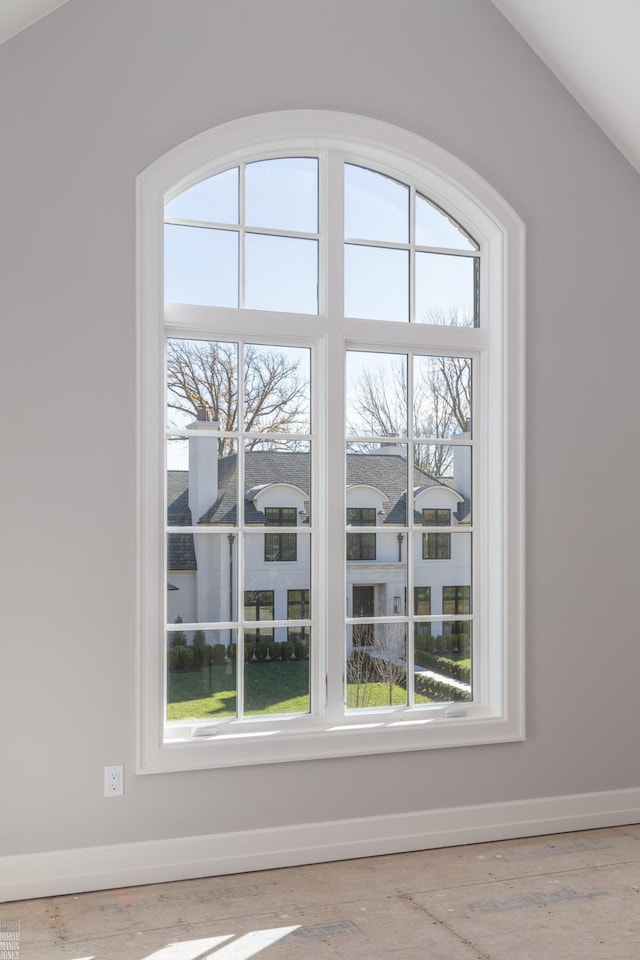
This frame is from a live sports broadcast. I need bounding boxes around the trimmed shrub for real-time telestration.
[255,641,268,661]
[227,642,237,662]
[244,642,255,662]
[193,642,213,668]
[294,638,309,660]
[280,640,294,661]
[193,630,206,648]
[167,645,194,672]
[414,634,429,653]
[269,641,282,661]
[169,615,188,647]
[212,643,226,665]
[201,644,214,667]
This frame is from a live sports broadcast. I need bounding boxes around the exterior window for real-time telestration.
[423,533,451,560]
[423,509,451,524]
[346,508,376,560]
[138,112,525,771]
[287,589,310,644]
[414,586,432,640]
[442,585,471,637]
[264,507,297,562]
[244,590,274,644]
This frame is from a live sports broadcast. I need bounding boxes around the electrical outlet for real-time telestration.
[104,764,124,797]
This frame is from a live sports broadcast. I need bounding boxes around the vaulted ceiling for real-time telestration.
[1,0,639,175]
[490,0,640,175]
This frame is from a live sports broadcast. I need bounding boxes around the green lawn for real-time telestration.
[167,660,429,720]
[167,661,310,720]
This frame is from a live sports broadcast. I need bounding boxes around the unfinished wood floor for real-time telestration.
[4,825,640,959]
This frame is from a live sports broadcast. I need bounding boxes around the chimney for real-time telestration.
[452,429,471,501]
[376,443,407,457]
[188,415,219,523]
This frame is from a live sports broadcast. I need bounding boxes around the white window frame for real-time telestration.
[136,111,525,774]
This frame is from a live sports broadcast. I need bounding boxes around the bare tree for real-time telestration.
[346,641,377,708]
[369,621,407,706]
[347,352,471,477]
[167,339,309,454]
[347,619,408,708]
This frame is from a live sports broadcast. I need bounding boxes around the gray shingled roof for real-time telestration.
[167,451,461,570]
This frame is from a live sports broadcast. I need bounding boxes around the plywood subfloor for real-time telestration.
[3,825,640,959]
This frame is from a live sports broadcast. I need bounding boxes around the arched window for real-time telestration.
[137,112,525,772]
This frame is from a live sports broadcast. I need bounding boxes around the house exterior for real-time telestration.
[167,423,472,652]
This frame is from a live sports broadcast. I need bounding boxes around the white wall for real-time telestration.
[1,0,640,868]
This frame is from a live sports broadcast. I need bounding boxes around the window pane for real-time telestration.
[346,441,408,529]
[415,193,478,251]
[164,224,238,307]
[244,630,311,716]
[414,622,471,703]
[346,351,408,437]
[413,445,472,525]
[243,443,310,524]
[349,564,408,617]
[167,431,237,527]
[345,244,409,322]
[165,167,239,224]
[244,344,310,435]
[167,532,237,625]
[347,624,408,708]
[412,532,472,618]
[167,430,237,524]
[415,252,477,326]
[245,234,318,314]
[167,629,237,721]
[413,355,472,438]
[166,338,239,433]
[345,164,408,243]
[245,158,318,233]
[244,532,311,602]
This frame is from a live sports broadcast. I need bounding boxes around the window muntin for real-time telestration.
[138,113,525,770]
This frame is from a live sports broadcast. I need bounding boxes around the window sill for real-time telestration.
[139,709,524,773]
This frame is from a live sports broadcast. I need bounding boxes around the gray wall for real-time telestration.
[2,0,639,857]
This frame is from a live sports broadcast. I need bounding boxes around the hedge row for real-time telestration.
[414,673,470,702]
[414,650,471,683]
[414,633,471,659]
[168,639,309,671]
[348,652,469,704]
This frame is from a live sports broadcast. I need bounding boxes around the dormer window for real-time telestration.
[264,507,297,562]
[423,509,451,525]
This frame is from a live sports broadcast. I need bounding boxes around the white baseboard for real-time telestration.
[3,787,640,902]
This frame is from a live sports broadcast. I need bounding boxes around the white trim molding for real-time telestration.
[138,110,526,772]
[3,788,639,903]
